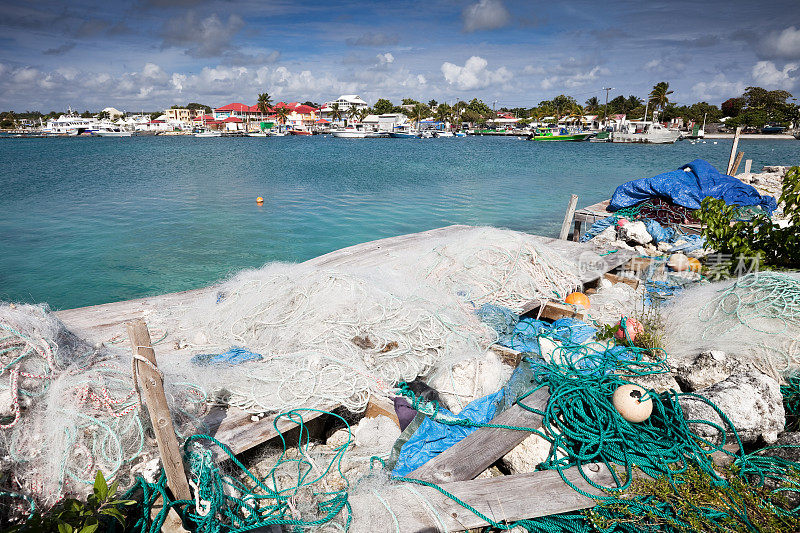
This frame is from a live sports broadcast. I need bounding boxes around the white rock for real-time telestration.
[501,433,553,474]
[657,242,673,253]
[619,221,652,245]
[593,225,618,244]
[679,372,784,443]
[326,427,352,448]
[433,350,513,411]
[676,351,733,391]
[353,415,401,450]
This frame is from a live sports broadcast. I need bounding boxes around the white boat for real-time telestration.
[434,131,454,138]
[364,131,390,138]
[95,130,132,137]
[454,132,467,137]
[247,132,269,137]
[194,129,222,138]
[612,122,680,144]
[44,109,100,135]
[331,128,367,138]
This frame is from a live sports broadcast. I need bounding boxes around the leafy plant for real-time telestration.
[10,471,135,533]
[697,166,800,271]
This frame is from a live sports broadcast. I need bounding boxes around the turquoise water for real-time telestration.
[0,135,797,310]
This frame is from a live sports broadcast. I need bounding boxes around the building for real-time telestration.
[319,95,369,125]
[165,108,204,125]
[102,107,124,119]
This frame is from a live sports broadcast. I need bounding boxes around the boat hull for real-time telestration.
[529,133,591,142]
[289,130,312,135]
[331,131,367,138]
[95,131,132,137]
[389,132,421,138]
[611,131,680,144]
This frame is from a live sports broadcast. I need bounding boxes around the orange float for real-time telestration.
[687,257,701,273]
[256,196,264,204]
[565,292,590,309]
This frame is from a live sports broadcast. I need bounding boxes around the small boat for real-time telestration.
[95,129,132,137]
[589,131,611,143]
[761,124,786,134]
[389,127,421,138]
[364,131,390,138]
[289,129,312,136]
[794,131,800,140]
[194,128,222,138]
[454,132,467,137]
[611,122,680,144]
[247,132,269,137]
[528,127,591,142]
[271,131,287,137]
[331,128,367,138]
[433,131,454,138]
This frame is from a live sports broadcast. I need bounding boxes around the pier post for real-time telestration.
[127,319,191,501]
[726,127,743,175]
[559,194,579,241]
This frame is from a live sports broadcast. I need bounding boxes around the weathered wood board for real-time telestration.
[349,463,614,532]
[408,387,551,484]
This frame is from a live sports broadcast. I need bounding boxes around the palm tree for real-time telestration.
[275,105,290,129]
[569,105,585,126]
[329,103,342,127]
[347,106,360,125]
[585,97,600,113]
[649,82,673,120]
[358,108,370,123]
[256,92,272,131]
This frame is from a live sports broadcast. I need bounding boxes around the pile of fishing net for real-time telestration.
[158,227,581,414]
[662,272,800,375]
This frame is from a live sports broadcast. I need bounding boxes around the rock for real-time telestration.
[619,221,652,245]
[610,239,635,251]
[760,432,800,462]
[762,165,787,174]
[326,427,352,448]
[679,372,784,444]
[433,350,513,411]
[593,225,618,245]
[657,242,673,253]
[675,350,733,391]
[501,432,559,474]
[627,372,681,394]
[353,415,401,450]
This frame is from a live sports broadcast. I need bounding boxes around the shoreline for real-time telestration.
[703,133,796,140]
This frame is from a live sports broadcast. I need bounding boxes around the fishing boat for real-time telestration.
[611,122,680,144]
[331,128,367,138]
[364,131,389,138]
[433,131,454,138]
[194,128,221,138]
[454,132,467,137]
[589,131,611,143]
[289,129,312,136]
[761,124,786,134]
[389,126,421,138]
[95,129,132,137]
[527,127,591,142]
[247,131,269,137]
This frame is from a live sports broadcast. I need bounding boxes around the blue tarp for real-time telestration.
[608,159,777,214]
[508,317,597,353]
[391,389,505,477]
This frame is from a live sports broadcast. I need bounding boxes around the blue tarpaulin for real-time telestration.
[608,159,777,214]
[391,389,505,477]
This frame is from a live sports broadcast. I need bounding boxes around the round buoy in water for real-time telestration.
[256,196,264,204]
[613,384,653,423]
[565,292,590,309]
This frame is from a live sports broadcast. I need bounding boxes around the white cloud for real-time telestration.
[441,56,512,90]
[751,60,798,89]
[522,65,544,75]
[540,65,607,90]
[376,52,395,65]
[760,26,800,60]
[691,74,746,101]
[462,0,511,33]
[645,59,661,70]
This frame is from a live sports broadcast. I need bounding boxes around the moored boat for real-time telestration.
[611,122,680,144]
[289,129,312,136]
[331,128,367,138]
[527,127,591,142]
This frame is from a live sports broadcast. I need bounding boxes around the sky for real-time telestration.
[1,0,799,112]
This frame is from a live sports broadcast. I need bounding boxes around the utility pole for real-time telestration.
[602,87,614,129]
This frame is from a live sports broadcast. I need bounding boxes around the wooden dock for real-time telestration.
[572,200,702,241]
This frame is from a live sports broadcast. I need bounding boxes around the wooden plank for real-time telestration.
[731,151,744,176]
[603,273,640,290]
[559,194,579,240]
[349,463,614,532]
[364,396,400,428]
[726,126,743,175]
[537,301,588,321]
[127,320,191,501]
[407,386,550,484]
[572,219,583,242]
[743,159,752,176]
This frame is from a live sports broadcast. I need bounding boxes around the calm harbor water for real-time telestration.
[1,135,797,309]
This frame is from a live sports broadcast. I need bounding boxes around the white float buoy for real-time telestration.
[612,384,653,423]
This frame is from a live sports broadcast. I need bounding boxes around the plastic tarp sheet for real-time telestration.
[508,317,597,353]
[609,159,777,214]
[391,389,505,477]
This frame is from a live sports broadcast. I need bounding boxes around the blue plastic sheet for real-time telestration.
[507,317,597,353]
[609,159,777,213]
[391,389,505,477]
[643,219,677,244]
[190,346,262,366]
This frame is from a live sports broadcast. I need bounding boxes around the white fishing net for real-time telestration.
[662,272,800,375]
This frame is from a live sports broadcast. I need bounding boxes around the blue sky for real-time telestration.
[1,0,799,111]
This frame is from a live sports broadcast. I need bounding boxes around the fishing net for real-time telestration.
[662,272,800,375]
[158,228,582,415]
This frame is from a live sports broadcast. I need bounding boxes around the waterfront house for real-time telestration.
[165,108,204,129]
[319,95,369,126]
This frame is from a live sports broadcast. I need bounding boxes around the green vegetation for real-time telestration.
[696,166,800,270]
[724,87,799,129]
[256,92,272,115]
[590,464,800,532]
[8,471,135,533]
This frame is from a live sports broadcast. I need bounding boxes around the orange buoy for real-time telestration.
[565,292,590,309]
[687,257,701,273]
[256,196,264,204]
[612,384,653,423]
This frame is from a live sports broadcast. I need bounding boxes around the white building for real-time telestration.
[319,95,369,125]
